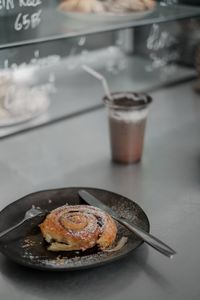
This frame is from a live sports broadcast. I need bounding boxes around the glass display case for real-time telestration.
[0,0,200,138]
[1,1,200,49]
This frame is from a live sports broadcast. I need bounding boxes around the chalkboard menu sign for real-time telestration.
[0,0,43,32]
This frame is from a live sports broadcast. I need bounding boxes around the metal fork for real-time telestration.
[0,207,44,239]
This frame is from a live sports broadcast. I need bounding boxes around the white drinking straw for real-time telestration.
[82,65,113,100]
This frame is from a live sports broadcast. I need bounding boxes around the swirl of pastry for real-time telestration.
[40,205,117,251]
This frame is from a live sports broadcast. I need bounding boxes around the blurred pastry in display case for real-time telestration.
[193,43,200,93]
[0,75,11,119]
[0,72,49,127]
[106,0,156,12]
[59,0,156,13]
[59,0,104,12]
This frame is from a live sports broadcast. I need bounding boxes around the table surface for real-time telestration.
[0,79,200,300]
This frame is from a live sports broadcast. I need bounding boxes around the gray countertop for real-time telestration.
[0,79,200,299]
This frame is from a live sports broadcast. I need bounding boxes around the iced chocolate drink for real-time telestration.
[104,92,152,164]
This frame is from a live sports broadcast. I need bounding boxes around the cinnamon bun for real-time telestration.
[40,205,117,251]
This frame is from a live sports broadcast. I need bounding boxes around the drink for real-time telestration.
[104,92,152,164]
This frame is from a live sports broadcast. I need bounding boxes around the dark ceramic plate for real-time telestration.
[0,187,150,271]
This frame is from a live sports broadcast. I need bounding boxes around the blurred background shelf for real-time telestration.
[1,2,200,49]
[0,1,199,138]
[0,51,196,138]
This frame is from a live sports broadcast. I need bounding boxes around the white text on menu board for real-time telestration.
[0,0,42,31]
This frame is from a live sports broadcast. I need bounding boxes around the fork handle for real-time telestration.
[0,219,26,239]
[115,217,176,258]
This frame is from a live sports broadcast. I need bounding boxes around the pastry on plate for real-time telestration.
[40,205,117,251]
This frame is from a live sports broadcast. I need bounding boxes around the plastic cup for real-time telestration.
[103,92,152,164]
